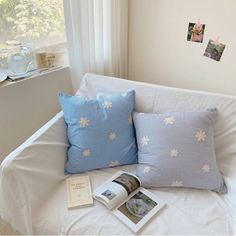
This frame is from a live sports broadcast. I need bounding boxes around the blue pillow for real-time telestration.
[59,91,138,174]
[133,109,227,194]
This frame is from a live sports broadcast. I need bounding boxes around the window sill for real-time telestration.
[0,65,70,90]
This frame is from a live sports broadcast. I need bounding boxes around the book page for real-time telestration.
[112,172,140,195]
[112,188,165,233]
[94,181,128,209]
[93,171,141,209]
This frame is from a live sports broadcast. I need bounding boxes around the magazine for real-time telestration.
[93,171,165,232]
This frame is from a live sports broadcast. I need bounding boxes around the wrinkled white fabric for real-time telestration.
[0,73,236,235]
[34,165,234,235]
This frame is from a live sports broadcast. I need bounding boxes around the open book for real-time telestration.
[93,171,165,233]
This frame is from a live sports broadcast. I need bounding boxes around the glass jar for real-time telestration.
[7,41,33,75]
[35,48,48,69]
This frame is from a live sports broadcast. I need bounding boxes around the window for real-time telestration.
[0,0,67,69]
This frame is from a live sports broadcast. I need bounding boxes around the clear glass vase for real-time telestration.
[7,41,33,75]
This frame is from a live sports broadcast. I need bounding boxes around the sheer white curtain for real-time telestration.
[63,0,128,91]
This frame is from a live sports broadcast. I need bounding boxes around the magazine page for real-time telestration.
[93,171,141,209]
[112,188,166,233]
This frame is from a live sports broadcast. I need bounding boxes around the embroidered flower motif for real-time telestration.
[170,149,179,157]
[83,149,91,157]
[143,166,151,174]
[141,136,149,146]
[103,101,112,109]
[79,117,90,127]
[164,116,175,125]
[195,130,207,142]
[202,164,210,173]
[122,92,127,97]
[171,181,183,187]
[109,132,117,140]
[109,161,119,167]
[128,115,132,124]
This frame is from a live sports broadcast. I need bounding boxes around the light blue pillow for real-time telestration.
[59,91,137,174]
[133,109,227,194]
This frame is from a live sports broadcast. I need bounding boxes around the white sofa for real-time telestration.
[0,73,236,235]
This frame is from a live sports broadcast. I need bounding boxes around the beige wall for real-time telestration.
[0,67,72,161]
[128,0,236,96]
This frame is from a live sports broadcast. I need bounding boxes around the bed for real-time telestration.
[0,73,236,235]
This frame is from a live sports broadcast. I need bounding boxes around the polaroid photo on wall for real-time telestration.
[204,40,226,62]
[187,22,205,43]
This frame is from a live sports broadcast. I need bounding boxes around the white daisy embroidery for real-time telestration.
[109,132,117,140]
[171,181,183,187]
[141,136,149,146]
[83,149,91,157]
[170,149,179,157]
[143,166,151,174]
[79,117,90,127]
[128,115,132,124]
[109,161,119,167]
[164,116,175,125]
[202,164,210,173]
[122,92,127,97]
[195,130,207,142]
[103,101,112,109]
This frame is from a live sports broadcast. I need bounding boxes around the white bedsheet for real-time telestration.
[34,166,234,235]
[1,73,236,235]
